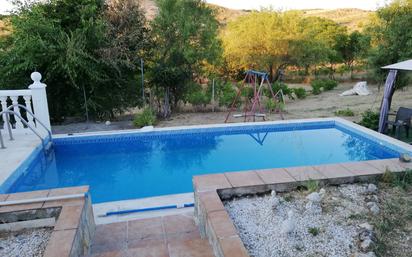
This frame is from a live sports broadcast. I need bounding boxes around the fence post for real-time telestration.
[28,72,51,132]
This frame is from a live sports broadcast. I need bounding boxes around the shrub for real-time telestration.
[305,179,320,192]
[133,108,157,128]
[187,84,210,108]
[335,108,355,117]
[240,86,255,99]
[308,227,321,236]
[218,83,238,108]
[311,81,323,95]
[271,82,293,99]
[293,87,307,99]
[265,99,285,113]
[358,109,380,131]
[188,90,209,107]
[322,79,338,91]
[311,79,338,94]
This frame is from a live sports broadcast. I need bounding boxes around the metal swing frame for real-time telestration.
[224,70,285,123]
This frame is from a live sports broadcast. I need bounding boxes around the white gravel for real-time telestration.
[0,228,53,257]
[224,184,376,257]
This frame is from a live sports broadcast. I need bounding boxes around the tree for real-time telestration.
[334,31,370,79]
[367,0,412,111]
[295,16,347,76]
[221,11,345,80]
[149,0,221,118]
[0,0,150,121]
[367,0,412,86]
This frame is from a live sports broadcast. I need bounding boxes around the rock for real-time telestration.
[281,210,295,235]
[367,184,378,193]
[365,195,379,202]
[354,252,377,257]
[271,190,280,209]
[366,202,380,215]
[319,188,326,196]
[105,121,111,126]
[359,223,374,231]
[399,153,411,162]
[305,201,322,214]
[306,192,322,203]
[360,238,374,252]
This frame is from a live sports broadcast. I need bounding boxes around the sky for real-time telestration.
[205,0,389,11]
[0,0,390,14]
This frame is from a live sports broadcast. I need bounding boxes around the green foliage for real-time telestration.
[335,108,355,116]
[218,82,237,108]
[0,0,150,121]
[333,31,370,77]
[265,99,276,113]
[187,83,210,107]
[265,99,285,113]
[358,109,380,131]
[269,82,293,99]
[133,107,157,127]
[380,168,412,190]
[311,81,323,95]
[371,184,412,256]
[381,169,397,184]
[221,11,346,79]
[149,0,221,116]
[311,79,338,94]
[240,86,254,100]
[393,170,412,190]
[308,227,321,236]
[293,87,307,99]
[367,0,412,88]
[305,180,320,192]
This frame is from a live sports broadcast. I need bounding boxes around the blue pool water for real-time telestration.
[2,121,402,203]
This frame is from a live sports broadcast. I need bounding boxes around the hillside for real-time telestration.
[138,0,372,30]
[302,9,373,31]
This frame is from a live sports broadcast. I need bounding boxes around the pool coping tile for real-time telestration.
[43,229,77,257]
[285,166,326,182]
[207,210,238,240]
[339,161,383,180]
[218,236,249,257]
[193,174,232,192]
[224,171,264,188]
[255,168,296,184]
[198,191,225,214]
[312,164,355,184]
[54,205,83,231]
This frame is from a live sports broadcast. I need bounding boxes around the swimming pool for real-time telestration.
[1,119,409,203]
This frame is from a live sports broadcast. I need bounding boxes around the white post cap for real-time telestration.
[29,72,47,89]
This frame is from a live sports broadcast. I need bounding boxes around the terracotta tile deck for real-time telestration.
[87,213,214,257]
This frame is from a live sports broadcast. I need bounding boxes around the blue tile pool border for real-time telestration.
[53,121,336,145]
[0,144,43,194]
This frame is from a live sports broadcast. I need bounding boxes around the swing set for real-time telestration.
[224,70,285,123]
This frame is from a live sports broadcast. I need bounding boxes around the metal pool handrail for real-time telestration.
[7,104,52,142]
[0,106,52,150]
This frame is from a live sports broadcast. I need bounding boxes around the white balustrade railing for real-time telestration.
[0,72,51,136]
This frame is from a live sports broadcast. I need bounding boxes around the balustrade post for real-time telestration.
[0,96,8,131]
[10,96,24,129]
[23,95,35,127]
[28,72,51,132]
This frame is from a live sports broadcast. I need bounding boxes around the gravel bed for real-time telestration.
[225,184,379,257]
[0,228,53,257]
